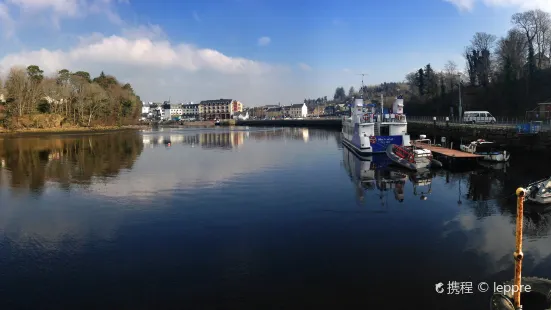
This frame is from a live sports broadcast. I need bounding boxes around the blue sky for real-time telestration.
[0,0,546,105]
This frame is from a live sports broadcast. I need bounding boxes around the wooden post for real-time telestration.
[513,187,526,309]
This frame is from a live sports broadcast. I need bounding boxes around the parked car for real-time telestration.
[462,111,496,124]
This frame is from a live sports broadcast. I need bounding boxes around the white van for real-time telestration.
[462,111,496,124]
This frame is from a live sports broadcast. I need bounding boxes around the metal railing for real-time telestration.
[406,116,551,132]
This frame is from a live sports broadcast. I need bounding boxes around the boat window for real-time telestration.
[380,125,390,136]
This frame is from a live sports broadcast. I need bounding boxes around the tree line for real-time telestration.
[0,65,142,129]
[404,9,551,116]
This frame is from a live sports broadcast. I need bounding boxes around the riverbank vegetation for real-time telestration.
[324,9,551,117]
[0,65,142,130]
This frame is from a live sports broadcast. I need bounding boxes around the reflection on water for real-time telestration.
[2,127,551,309]
[0,132,144,194]
[142,127,313,149]
[342,146,435,204]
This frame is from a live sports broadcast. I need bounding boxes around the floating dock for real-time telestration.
[412,142,482,170]
[412,142,483,158]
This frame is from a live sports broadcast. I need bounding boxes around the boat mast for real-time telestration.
[357,73,367,100]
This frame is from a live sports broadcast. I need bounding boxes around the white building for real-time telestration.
[290,103,307,118]
[233,111,249,120]
[142,102,150,114]
[182,103,199,118]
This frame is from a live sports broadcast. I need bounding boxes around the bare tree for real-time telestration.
[533,9,551,68]
[84,83,108,126]
[470,32,497,51]
[495,29,528,80]
[5,67,29,117]
[444,60,459,90]
[512,10,539,75]
[405,71,419,96]
[0,77,5,102]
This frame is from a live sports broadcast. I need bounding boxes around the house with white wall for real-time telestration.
[290,103,307,118]
[233,111,249,120]
[142,102,150,114]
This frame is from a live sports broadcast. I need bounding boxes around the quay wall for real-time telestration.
[407,121,551,151]
[235,119,342,129]
[234,119,551,150]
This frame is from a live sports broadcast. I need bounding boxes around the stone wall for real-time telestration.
[407,121,551,151]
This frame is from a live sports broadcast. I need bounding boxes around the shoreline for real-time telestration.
[0,125,149,137]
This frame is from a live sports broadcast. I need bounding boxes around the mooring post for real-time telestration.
[514,188,526,309]
[433,117,437,145]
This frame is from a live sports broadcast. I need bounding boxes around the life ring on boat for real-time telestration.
[490,277,551,310]
[363,114,371,122]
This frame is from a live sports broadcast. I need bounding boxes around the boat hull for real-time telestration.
[386,145,431,171]
[342,134,405,154]
[459,143,510,162]
[525,179,551,204]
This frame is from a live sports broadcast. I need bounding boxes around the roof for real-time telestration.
[266,107,282,112]
[182,103,199,107]
[291,103,304,108]
[199,99,233,105]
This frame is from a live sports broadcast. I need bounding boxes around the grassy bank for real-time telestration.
[0,125,148,136]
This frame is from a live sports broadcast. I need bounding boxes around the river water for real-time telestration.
[1,127,551,309]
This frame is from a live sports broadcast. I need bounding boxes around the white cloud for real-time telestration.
[298,62,312,71]
[257,36,271,46]
[121,24,166,40]
[2,0,125,30]
[0,31,308,104]
[0,0,334,105]
[0,34,281,75]
[445,0,551,11]
[6,0,80,16]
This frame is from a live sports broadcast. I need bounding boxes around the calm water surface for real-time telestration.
[1,127,551,309]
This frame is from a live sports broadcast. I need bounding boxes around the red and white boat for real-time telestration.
[385,138,442,171]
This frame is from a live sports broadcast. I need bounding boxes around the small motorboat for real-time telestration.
[214,119,221,126]
[524,177,551,204]
[460,139,510,162]
[386,144,442,171]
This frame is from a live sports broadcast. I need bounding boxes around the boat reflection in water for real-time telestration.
[342,146,435,205]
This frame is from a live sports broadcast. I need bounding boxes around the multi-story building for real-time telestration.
[198,99,243,120]
[265,107,282,119]
[182,103,199,119]
[290,103,308,118]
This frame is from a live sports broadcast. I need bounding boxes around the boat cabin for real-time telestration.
[466,140,504,154]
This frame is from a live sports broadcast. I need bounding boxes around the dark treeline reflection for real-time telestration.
[143,127,341,149]
[438,160,551,238]
[0,131,143,194]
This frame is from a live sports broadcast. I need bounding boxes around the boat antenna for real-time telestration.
[357,73,367,98]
